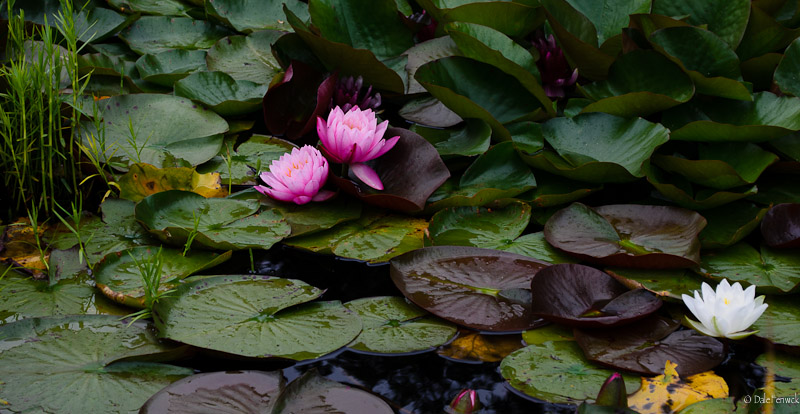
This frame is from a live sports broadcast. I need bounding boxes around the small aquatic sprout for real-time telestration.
[254,145,335,205]
[448,389,479,414]
[332,75,382,113]
[533,34,579,98]
[316,106,400,190]
[681,279,768,340]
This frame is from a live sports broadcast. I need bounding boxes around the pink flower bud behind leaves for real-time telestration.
[448,389,479,414]
[254,145,334,205]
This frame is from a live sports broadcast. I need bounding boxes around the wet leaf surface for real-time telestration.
[605,268,704,301]
[755,352,800,398]
[390,246,550,332]
[752,295,800,347]
[438,330,524,363]
[197,135,296,186]
[530,264,662,328]
[627,361,729,414]
[697,243,800,293]
[120,16,232,55]
[700,201,769,249]
[119,163,226,202]
[272,369,393,413]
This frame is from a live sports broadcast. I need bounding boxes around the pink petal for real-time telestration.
[316,116,329,145]
[292,195,312,205]
[350,162,384,190]
[366,135,399,160]
[312,190,336,202]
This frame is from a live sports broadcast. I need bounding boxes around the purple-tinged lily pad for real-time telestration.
[530,264,662,328]
[574,316,725,376]
[544,203,706,269]
[761,203,800,248]
[328,128,450,213]
[390,246,550,332]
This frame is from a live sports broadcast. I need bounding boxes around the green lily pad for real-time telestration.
[283,211,427,263]
[516,171,602,208]
[563,0,651,47]
[141,371,285,414]
[119,16,232,55]
[497,232,580,265]
[755,352,800,397]
[196,135,296,186]
[679,398,738,413]
[344,296,457,354]
[605,268,705,301]
[95,246,231,308]
[418,0,543,38]
[500,341,639,404]
[78,52,139,79]
[79,93,229,169]
[644,163,758,210]
[776,38,800,97]
[107,0,194,16]
[398,96,464,127]
[136,190,291,251]
[409,119,491,157]
[135,49,207,87]
[205,0,309,33]
[272,370,393,413]
[770,132,800,162]
[445,22,553,116]
[750,175,800,205]
[426,202,531,249]
[752,295,800,347]
[699,201,769,249]
[519,113,670,183]
[649,26,751,100]
[175,71,269,117]
[153,275,362,360]
[206,30,284,83]
[652,143,778,190]
[425,142,537,212]
[415,56,542,141]
[2,0,134,43]
[696,242,800,293]
[403,36,461,95]
[652,0,750,48]
[664,92,800,142]
[737,4,800,62]
[580,50,695,118]
[0,315,192,413]
[390,246,550,332]
[544,203,706,268]
[522,324,575,345]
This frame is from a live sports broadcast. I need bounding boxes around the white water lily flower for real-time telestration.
[682,279,768,340]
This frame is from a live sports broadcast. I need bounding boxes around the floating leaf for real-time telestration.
[2,0,134,43]
[197,135,296,186]
[500,341,639,404]
[134,49,207,87]
[752,295,800,347]
[0,315,192,414]
[328,128,450,213]
[652,143,778,190]
[107,0,194,16]
[755,353,800,398]
[398,96,464,127]
[696,243,800,293]
[776,38,800,97]
[119,163,226,202]
[345,296,457,354]
[426,202,530,249]
[0,272,108,324]
[242,191,362,238]
[136,190,291,251]
[530,264,662,327]
[700,201,769,249]
[438,330,524,363]
[418,0,543,37]
[283,211,426,263]
[605,268,705,301]
[403,36,461,95]
[627,361,729,414]
[0,219,50,276]
[516,170,602,208]
[544,203,706,268]
[95,246,231,308]
[390,246,550,332]
[175,71,268,117]
[153,275,362,360]
[205,0,308,33]
[522,324,575,345]
[409,119,491,157]
[206,30,284,83]
[760,203,800,248]
[119,16,232,55]
[652,0,750,48]
[575,316,725,376]
[141,371,285,414]
[272,370,393,414]
[80,93,229,169]
[679,398,738,414]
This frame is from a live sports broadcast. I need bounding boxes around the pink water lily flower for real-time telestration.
[316,106,400,190]
[254,145,335,205]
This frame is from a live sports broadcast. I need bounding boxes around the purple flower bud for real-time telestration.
[332,75,382,113]
[533,34,578,98]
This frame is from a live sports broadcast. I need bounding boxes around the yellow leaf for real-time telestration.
[437,330,524,362]
[0,219,49,277]
[118,163,227,202]
[628,360,728,414]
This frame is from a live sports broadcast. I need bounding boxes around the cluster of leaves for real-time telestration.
[3,0,800,412]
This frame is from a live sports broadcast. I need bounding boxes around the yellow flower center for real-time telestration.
[343,118,364,130]
[723,297,730,305]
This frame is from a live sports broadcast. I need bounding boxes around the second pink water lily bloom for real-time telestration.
[317,106,400,190]
[254,145,335,205]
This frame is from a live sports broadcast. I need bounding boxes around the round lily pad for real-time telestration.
[530,264,662,328]
[761,203,800,248]
[425,202,531,249]
[136,190,291,251]
[605,267,705,301]
[500,341,640,404]
[0,315,192,414]
[272,370,393,414]
[574,316,725,376]
[344,296,457,354]
[135,49,207,87]
[544,203,706,268]
[141,371,285,414]
[119,16,231,55]
[95,246,231,308]
[153,275,362,360]
[752,295,800,347]
[174,71,269,117]
[80,93,229,169]
[390,246,550,332]
[700,201,769,249]
[696,243,800,293]
[206,30,284,83]
[755,352,800,397]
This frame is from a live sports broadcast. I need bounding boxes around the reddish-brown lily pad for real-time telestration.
[544,203,706,268]
[530,264,662,328]
[329,128,450,213]
[574,316,725,376]
[761,203,800,248]
[389,246,549,332]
